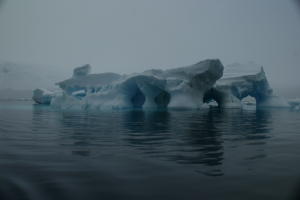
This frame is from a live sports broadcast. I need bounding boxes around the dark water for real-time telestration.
[0,101,300,200]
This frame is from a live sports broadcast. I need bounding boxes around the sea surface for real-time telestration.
[0,101,300,200]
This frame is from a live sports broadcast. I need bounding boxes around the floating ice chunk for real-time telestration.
[32,88,54,105]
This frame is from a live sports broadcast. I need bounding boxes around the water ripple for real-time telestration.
[1,102,300,199]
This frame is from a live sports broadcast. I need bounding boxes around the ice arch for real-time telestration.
[203,68,289,108]
[118,75,170,109]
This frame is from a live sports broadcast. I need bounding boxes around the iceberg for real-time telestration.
[32,88,54,105]
[32,59,293,110]
[34,59,224,109]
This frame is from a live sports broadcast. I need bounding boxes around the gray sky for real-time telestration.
[0,0,300,88]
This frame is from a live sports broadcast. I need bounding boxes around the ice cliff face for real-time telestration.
[32,59,290,110]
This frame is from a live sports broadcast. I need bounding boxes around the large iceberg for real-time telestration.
[32,59,292,110]
[34,59,224,109]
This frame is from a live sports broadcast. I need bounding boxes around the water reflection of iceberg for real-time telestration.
[31,104,273,176]
[121,108,273,176]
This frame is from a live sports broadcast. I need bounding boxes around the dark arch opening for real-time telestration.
[203,88,223,107]
[130,87,146,108]
[154,91,171,109]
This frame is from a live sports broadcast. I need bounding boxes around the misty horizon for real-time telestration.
[1,0,300,90]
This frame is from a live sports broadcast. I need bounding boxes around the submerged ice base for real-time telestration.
[32,59,292,110]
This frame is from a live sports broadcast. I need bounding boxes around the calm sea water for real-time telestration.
[0,101,300,200]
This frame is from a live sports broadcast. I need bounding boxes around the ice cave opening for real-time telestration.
[130,87,146,108]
